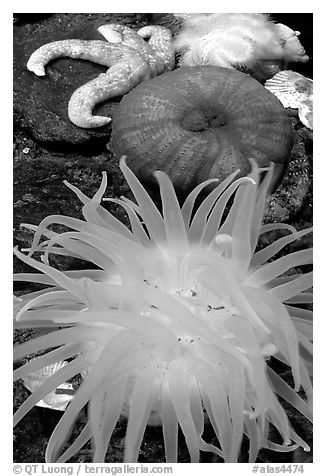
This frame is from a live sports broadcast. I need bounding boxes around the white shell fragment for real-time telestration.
[23,360,75,411]
[264,70,312,107]
[265,70,313,129]
[298,99,313,130]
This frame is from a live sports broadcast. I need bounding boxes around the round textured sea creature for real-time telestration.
[265,71,313,130]
[172,14,309,80]
[111,66,293,193]
[23,361,74,411]
[27,23,175,128]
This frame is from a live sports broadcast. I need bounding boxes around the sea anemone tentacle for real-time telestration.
[14,156,312,462]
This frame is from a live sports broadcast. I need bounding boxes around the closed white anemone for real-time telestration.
[14,157,312,463]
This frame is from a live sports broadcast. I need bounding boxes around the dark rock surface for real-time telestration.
[265,118,312,226]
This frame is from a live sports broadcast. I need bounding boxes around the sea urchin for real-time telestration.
[14,157,312,463]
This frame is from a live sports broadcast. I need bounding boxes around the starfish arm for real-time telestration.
[98,24,148,53]
[68,59,153,128]
[97,24,143,48]
[27,39,133,76]
[137,26,175,73]
[98,24,158,69]
[97,24,125,43]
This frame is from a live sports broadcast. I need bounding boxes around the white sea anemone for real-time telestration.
[173,13,309,71]
[14,157,312,463]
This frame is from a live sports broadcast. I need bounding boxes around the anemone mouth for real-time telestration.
[181,107,229,132]
[13,157,312,463]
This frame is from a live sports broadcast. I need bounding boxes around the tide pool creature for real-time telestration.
[14,157,312,463]
[265,71,313,130]
[111,66,293,194]
[27,23,175,128]
[173,14,309,80]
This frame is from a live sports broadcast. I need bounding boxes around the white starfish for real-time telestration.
[27,24,175,128]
